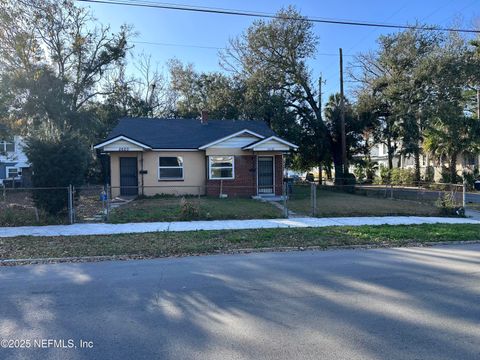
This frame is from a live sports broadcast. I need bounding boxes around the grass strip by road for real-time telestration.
[1,224,479,261]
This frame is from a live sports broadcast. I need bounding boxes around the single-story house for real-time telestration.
[94,116,298,198]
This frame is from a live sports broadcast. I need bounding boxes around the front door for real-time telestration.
[258,156,274,194]
[120,157,138,196]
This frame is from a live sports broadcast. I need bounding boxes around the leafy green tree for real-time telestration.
[25,135,89,214]
[0,0,131,138]
[422,33,480,182]
[167,59,243,119]
[424,117,480,183]
[354,28,445,181]
[220,7,338,178]
[324,94,369,179]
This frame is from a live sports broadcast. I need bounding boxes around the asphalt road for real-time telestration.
[0,245,479,360]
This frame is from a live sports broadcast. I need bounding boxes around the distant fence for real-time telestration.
[286,181,465,217]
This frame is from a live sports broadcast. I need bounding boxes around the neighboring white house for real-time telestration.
[360,141,479,181]
[0,136,30,186]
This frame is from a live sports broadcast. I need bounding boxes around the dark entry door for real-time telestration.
[120,157,138,196]
[258,156,274,194]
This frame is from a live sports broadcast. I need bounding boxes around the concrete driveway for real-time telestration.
[0,245,479,360]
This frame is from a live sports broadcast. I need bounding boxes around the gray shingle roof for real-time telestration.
[103,117,278,149]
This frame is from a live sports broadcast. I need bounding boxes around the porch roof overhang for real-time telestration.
[242,136,298,152]
[93,135,152,152]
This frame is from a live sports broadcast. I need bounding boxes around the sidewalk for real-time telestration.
[1,216,479,238]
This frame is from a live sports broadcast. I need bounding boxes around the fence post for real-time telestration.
[463,181,466,209]
[73,185,76,223]
[283,182,288,218]
[390,183,394,200]
[68,184,73,224]
[311,182,317,216]
[105,184,111,222]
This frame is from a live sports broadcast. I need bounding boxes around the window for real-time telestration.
[464,153,477,166]
[0,139,15,153]
[209,156,234,179]
[6,167,21,179]
[158,157,183,180]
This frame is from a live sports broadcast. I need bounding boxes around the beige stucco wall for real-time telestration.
[109,149,287,197]
[110,151,207,197]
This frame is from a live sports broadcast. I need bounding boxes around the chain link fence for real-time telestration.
[0,180,472,227]
[284,179,466,218]
[0,187,71,227]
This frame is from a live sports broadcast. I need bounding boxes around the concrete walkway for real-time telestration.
[1,216,479,238]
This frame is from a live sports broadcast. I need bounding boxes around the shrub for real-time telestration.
[435,192,464,216]
[463,169,480,191]
[379,165,390,184]
[390,168,415,185]
[25,135,89,215]
[342,173,356,193]
[441,167,462,184]
[353,164,365,183]
[179,197,200,220]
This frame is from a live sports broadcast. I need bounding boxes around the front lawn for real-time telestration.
[286,185,443,217]
[108,195,282,223]
[0,190,69,227]
[1,224,479,260]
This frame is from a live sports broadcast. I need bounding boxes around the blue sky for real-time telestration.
[79,0,479,98]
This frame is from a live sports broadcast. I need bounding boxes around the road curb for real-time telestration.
[2,240,480,267]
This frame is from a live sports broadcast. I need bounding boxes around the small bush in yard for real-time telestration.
[390,168,415,185]
[179,197,200,220]
[435,192,464,216]
[25,134,89,215]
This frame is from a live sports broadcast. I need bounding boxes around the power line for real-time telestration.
[76,0,480,34]
[132,40,355,57]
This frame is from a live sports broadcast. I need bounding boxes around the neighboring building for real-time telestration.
[362,142,479,182]
[0,136,31,187]
[94,116,298,197]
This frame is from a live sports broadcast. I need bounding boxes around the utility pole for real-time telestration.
[318,74,323,185]
[339,48,347,178]
[477,88,480,119]
[318,74,323,115]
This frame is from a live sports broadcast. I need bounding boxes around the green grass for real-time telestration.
[108,196,282,223]
[286,185,443,217]
[1,224,479,260]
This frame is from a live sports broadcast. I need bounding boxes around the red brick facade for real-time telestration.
[206,154,284,197]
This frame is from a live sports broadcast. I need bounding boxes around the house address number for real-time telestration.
[118,147,130,151]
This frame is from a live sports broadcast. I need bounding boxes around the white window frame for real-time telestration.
[6,166,21,179]
[158,156,184,180]
[0,140,15,153]
[209,156,235,180]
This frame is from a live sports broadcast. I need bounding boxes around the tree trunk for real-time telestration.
[450,153,458,183]
[334,162,344,184]
[318,162,323,185]
[414,149,421,184]
[326,165,332,181]
[386,135,393,171]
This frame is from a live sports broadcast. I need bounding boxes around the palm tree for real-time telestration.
[424,116,480,183]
